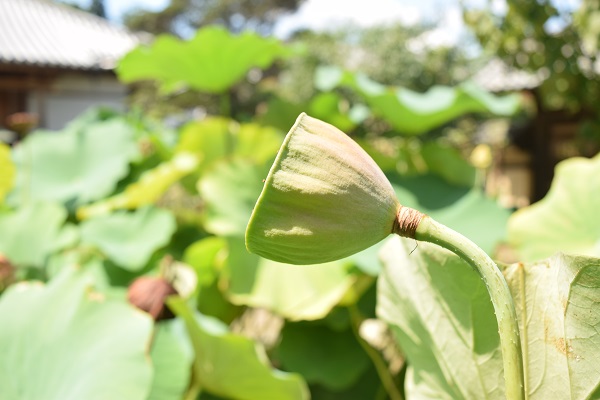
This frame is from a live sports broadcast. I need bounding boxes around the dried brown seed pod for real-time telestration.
[127,276,178,321]
[0,253,15,291]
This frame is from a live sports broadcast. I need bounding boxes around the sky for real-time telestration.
[70,0,476,46]
[69,0,579,47]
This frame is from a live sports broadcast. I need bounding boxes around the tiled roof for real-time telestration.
[0,0,145,70]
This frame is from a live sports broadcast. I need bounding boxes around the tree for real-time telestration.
[88,0,106,18]
[124,0,304,36]
[123,0,188,35]
[464,0,600,114]
[277,24,475,103]
[465,0,600,201]
[57,0,106,19]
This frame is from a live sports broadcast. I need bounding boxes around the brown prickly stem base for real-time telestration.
[391,206,425,239]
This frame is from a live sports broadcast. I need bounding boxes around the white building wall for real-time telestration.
[27,72,128,130]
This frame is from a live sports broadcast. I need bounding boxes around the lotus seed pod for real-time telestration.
[246,113,401,264]
[128,276,178,321]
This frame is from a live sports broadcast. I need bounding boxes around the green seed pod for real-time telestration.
[246,115,526,400]
[246,113,400,264]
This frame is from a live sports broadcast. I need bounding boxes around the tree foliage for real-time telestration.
[464,0,600,114]
[89,0,106,18]
[279,24,474,104]
[124,0,303,36]
[57,0,106,18]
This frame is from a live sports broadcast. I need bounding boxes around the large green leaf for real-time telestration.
[277,322,370,390]
[80,206,176,271]
[377,237,504,399]
[258,93,362,133]
[183,236,227,288]
[0,202,70,268]
[199,159,271,237]
[224,238,358,321]
[77,152,199,219]
[379,236,600,399]
[183,237,242,323]
[315,66,521,135]
[175,119,282,199]
[0,142,14,204]
[257,94,366,134]
[0,268,154,400]
[117,26,290,93]
[168,297,309,400]
[148,319,193,400]
[175,118,231,171]
[63,106,124,132]
[503,253,600,399]
[508,154,600,261]
[421,141,476,187]
[307,92,358,133]
[10,118,138,206]
[257,98,307,132]
[235,123,284,165]
[176,119,282,168]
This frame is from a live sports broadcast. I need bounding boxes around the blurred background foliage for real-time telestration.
[465,0,600,113]
[124,0,303,36]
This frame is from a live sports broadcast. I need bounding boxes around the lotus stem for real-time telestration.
[394,207,525,400]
